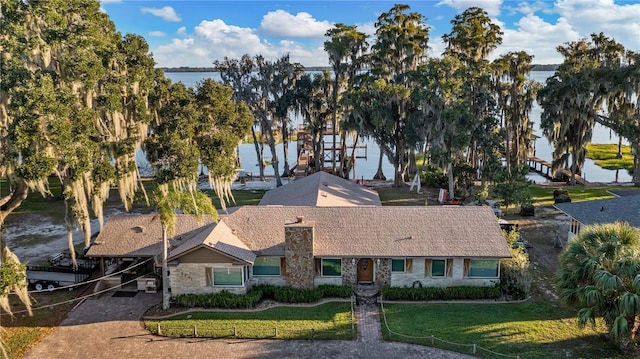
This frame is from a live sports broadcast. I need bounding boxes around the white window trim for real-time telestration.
[252,257,281,277]
[391,258,406,273]
[212,265,245,287]
[468,259,500,278]
[321,258,342,277]
[430,258,446,277]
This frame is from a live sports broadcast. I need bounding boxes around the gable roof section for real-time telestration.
[259,171,381,207]
[86,214,214,257]
[554,197,640,227]
[168,221,256,263]
[222,206,511,258]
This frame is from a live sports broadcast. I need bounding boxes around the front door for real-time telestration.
[357,258,373,283]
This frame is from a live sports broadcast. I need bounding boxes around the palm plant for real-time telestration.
[557,222,640,346]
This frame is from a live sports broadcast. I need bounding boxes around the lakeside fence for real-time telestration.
[379,296,520,359]
[148,295,357,340]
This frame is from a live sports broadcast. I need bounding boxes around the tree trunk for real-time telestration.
[373,144,386,180]
[251,127,265,181]
[331,81,339,175]
[259,143,266,180]
[633,142,640,187]
[264,124,282,187]
[313,128,322,172]
[344,135,359,179]
[339,129,347,177]
[447,162,455,200]
[282,119,290,177]
[408,149,417,176]
[162,224,170,310]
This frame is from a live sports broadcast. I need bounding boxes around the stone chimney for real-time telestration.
[284,217,315,289]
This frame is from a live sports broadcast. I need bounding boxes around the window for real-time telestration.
[469,260,499,278]
[431,259,446,277]
[321,258,342,277]
[252,257,281,276]
[213,267,244,286]
[391,259,405,273]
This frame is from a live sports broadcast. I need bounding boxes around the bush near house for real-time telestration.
[381,286,500,301]
[173,284,352,309]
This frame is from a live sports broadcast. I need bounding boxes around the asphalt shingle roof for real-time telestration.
[167,221,256,263]
[219,206,511,258]
[554,196,640,227]
[86,214,214,257]
[259,172,381,207]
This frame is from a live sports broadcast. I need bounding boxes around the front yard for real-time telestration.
[381,301,630,359]
[145,302,354,340]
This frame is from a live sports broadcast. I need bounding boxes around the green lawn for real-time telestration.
[529,185,617,207]
[204,188,266,208]
[381,302,630,359]
[145,302,354,340]
[586,143,634,172]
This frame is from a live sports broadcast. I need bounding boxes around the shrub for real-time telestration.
[420,167,448,188]
[317,284,352,298]
[381,286,500,301]
[554,194,571,203]
[173,284,353,309]
[273,287,323,303]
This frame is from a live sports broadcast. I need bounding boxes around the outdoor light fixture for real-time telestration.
[352,258,356,265]
[376,258,380,266]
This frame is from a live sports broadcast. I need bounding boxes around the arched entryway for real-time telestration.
[357,258,373,284]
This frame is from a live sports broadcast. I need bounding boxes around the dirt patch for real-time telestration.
[507,207,570,301]
[4,208,125,265]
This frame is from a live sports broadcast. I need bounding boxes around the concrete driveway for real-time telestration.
[24,291,474,359]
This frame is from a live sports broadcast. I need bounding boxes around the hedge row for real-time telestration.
[173,284,352,309]
[381,285,500,301]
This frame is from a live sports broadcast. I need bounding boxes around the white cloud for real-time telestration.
[492,0,640,64]
[177,26,187,36]
[148,31,166,37]
[259,10,332,38]
[354,22,377,38]
[495,14,580,64]
[554,0,640,51]
[436,0,503,17]
[141,6,181,22]
[99,0,120,13]
[152,18,329,68]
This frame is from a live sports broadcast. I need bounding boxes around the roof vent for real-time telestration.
[296,216,304,223]
[133,226,145,233]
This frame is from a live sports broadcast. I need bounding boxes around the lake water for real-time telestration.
[164,71,632,183]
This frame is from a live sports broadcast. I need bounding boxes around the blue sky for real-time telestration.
[100,0,640,68]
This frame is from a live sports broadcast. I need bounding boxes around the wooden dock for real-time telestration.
[526,156,588,185]
[295,126,366,180]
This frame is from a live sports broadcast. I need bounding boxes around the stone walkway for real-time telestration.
[23,291,474,359]
[357,302,383,343]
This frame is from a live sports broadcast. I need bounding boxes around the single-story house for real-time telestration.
[86,173,511,296]
[554,191,640,240]
[165,206,510,295]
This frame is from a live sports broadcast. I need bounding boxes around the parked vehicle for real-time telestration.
[27,253,97,291]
